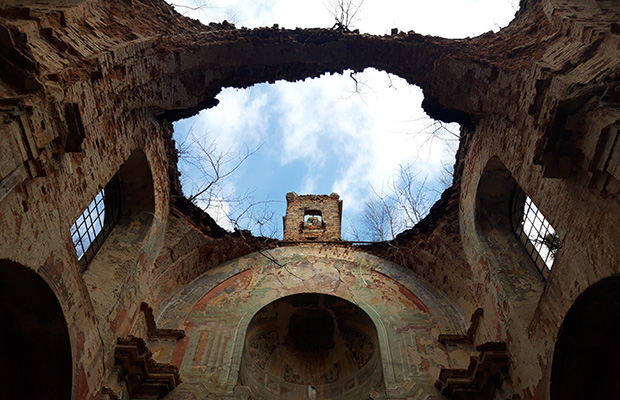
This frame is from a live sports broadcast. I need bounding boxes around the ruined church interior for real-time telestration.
[1,0,619,399]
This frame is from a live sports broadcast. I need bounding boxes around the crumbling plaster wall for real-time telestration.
[0,0,619,399]
[456,2,620,397]
[426,7,620,400]
[357,2,620,399]
[0,1,185,396]
[154,245,468,399]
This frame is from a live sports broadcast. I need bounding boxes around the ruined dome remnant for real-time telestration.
[0,0,619,399]
[240,294,383,399]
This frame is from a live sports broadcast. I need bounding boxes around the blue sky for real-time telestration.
[169,0,518,239]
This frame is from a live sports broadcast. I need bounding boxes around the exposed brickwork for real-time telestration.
[282,192,342,241]
[0,0,618,399]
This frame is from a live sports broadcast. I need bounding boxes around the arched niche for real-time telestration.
[80,147,156,266]
[82,148,158,344]
[550,275,620,400]
[156,246,466,399]
[240,293,384,400]
[80,148,156,277]
[117,149,156,215]
[72,149,156,266]
[476,156,517,233]
[73,148,156,267]
[0,259,72,400]
[102,148,157,244]
[475,156,544,313]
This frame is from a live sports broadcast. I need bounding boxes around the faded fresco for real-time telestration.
[154,246,468,399]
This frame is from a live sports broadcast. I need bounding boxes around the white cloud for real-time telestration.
[300,176,318,195]
[192,87,269,154]
[196,196,234,231]
[273,73,370,166]
[274,83,324,166]
[331,148,375,214]
[325,69,454,211]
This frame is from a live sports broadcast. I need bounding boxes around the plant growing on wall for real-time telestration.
[327,0,365,31]
[537,232,561,258]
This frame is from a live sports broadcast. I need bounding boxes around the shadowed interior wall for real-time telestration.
[551,275,620,400]
[0,0,619,399]
[240,293,383,400]
[0,259,72,400]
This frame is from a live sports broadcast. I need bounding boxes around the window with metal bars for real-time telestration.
[512,190,560,279]
[70,176,120,266]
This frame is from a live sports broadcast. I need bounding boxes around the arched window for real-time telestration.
[511,190,560,279]
[70,149,154,268]
[70,175,120,265]
[475,156,548,287]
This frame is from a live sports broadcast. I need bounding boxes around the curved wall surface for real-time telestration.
[155,245,468,399]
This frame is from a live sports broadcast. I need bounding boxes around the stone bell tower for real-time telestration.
[282,192,342,241]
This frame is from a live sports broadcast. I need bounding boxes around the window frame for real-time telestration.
[70,175,121,267]
[511,188,560,280]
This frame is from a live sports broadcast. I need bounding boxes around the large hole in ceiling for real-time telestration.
[174,70,458,240]
[168,0,519,240]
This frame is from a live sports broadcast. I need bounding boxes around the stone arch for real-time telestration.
[550,275,620,400]
[475,156,545,319]
[0,259,73,400]
[157,246,466,399]
[239,293,384,400]
[224,279,396,394]
[82,148,159,348]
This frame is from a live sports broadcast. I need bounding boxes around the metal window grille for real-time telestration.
[70,176,120,266]
[512,189,560,280]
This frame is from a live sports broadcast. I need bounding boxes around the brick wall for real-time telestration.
[282,192,342,241]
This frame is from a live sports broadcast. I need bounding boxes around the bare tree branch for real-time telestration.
[355,163,435,241]
[326,0,364,32]
[392,164,430,228]
[168,0,241,25]
[360,184,400,241]
[185,139,261,205]
[228,198,280,238]
[169,1,212,12]
[176,127,282,236]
